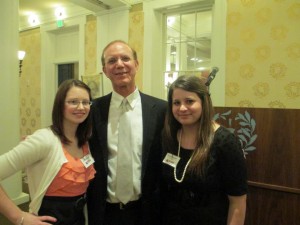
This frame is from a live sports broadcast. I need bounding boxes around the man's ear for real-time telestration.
[135,59,139,69]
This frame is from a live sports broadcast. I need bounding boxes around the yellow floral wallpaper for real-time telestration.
[19,28,41,136]
[18,1,300,135]
[85,15,98,76]
[19,15,99,135]
[129,3,144,91]
[226,0,300,108]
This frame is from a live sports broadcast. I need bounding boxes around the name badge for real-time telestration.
[80,153,95,168]
[163,153,180,168]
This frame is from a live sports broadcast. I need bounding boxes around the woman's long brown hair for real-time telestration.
[162,75,215,177]
[50,79,92,148]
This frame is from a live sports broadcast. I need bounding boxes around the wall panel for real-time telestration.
[214,107,300,225]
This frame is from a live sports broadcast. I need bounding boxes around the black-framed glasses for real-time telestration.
[65,100,92,107]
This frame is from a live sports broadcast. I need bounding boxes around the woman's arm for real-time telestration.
[227,194,247,225]
[0,185,56,225]
[0,185,23,224]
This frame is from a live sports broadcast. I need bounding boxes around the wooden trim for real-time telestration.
[248,181,300,194]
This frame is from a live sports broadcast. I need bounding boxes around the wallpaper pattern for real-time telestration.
[18,1,300,135]
[226,0,300,108]
[19,29,41,136]
[129,4,144,90]
[85,15,97,76]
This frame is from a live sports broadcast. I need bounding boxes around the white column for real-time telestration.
[0,0,29,205]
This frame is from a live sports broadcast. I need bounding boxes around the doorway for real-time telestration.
[57,62,79,86]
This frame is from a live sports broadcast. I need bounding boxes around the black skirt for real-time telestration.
[38,195,86,225]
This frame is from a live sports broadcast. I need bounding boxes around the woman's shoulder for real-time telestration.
[28,128,59,145]
[213,126,241,149]
[32,127,54,137]
[213,126,244,156]
[215,125,233,138]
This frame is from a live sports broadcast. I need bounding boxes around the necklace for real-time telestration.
[173,129,194,183]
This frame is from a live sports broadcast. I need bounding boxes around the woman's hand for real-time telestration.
[20,212,57,225]
[1,183,57,225]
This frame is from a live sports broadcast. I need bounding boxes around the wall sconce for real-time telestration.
[18,51,26,76]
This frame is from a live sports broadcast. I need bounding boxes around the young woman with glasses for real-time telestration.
[0,79,95,225]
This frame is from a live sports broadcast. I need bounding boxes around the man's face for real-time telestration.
[102,42,139,90]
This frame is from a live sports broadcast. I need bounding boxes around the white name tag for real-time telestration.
[163,153,180,168]
[80,153,95,168]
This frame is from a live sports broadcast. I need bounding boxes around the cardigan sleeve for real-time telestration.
[0,128,54,181]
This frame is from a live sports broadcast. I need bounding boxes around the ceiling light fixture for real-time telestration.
[55,7,66,20]
[28,14,39,26]
[167,17,175,26]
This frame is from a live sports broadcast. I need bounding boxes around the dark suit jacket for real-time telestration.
[87,92,167,225]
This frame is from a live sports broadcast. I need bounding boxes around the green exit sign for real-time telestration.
[56,20,64,28]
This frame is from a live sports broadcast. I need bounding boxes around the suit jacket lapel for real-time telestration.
[140,93,157,178]
[94,94,111,174]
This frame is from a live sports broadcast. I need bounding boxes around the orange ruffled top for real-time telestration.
[45,143,96,196]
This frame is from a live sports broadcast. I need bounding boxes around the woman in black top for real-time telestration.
[161,75,247,225]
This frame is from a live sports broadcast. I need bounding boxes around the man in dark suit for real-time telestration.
[87,40,167,225]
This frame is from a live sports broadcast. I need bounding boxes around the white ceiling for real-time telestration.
[19,0,144,31]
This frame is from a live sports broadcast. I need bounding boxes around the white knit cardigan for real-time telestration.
[0,128,67,214]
